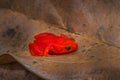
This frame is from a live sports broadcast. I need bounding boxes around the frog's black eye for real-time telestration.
[65,46,71,50]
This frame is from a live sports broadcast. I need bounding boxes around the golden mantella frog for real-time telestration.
[29,32,78,56]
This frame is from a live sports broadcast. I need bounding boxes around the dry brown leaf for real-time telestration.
[0,0,120,80]
[0,9,120,80]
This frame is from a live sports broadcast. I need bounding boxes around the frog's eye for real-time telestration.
[65,45,71,50]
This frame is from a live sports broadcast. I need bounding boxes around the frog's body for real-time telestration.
[29,32,78,56]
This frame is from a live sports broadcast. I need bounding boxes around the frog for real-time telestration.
[28,32,78,56]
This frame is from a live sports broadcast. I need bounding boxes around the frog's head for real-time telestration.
[50,34,78,55]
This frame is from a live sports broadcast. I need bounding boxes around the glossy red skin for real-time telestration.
[29,32,78,56]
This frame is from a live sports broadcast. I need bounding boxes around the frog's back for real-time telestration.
[34,32,56,39]
[34,32,58,45]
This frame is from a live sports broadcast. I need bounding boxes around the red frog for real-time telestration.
[29,32,78,56]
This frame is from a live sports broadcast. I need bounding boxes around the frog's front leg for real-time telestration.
[44,45,52,56]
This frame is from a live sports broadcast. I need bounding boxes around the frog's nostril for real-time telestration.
[65,46,71,50]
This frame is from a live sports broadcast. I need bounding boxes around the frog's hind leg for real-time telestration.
[29,43,43,56]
